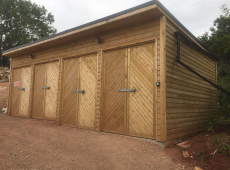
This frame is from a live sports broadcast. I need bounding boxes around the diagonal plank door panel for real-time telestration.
[78,55,97,129]
[62,58,79,126]
[11,68,22,116]
[44,61,59,120]
[20,67,31,117]
[103,49,127,134]
[128,43,155,138]
[32,64,46,119]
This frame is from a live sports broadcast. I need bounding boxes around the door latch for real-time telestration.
[118,88,136,93]
[18,88,25,90]
[73,90,85,94]
[42,86,50,89]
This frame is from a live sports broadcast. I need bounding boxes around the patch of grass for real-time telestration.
[213,133,230,156]
[179,146,185,151]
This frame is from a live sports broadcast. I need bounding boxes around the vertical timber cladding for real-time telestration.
[32,61,59,120]
[103,42,156,139]
[61,54,97,129]
[11,67,31,117]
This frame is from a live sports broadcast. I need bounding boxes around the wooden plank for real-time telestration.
[95,51,101,132]
[32,64,46,119]
[62,58,79,126]
[126,48,129,134]
[10,68,22,116]
[166,98,216,105]
[103,48,127,134]
[58,59,64,126]
[20,67,31,117]
[128,43,155,138]
[160,16,166,142]
[44,61,59,120]
[29,64,35,118]
[78,54,97,129]
[7,58,13,115]
[166,111,215,119]
[154,40,158,138]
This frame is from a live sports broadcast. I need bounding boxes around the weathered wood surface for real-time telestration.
[61,54,97,130]
[103,48,127,134]
[78,55,97,129]
[128,43,155,138]
[165,19,217,141]
[62,58,79,126]
[32,61,59,120]
[11,68,21,116]
[102,43,155,139]
[20,67,31,117]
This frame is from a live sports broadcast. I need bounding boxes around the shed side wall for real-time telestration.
[165,19,217,141]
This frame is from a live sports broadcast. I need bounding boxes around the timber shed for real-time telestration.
[3,0,218,144]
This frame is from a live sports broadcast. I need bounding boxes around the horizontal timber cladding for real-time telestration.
[102,42,156,139]
[165,19,217,141]
[10,66,31,117]
[61,54,97,130]
[32,61,59,120]
[11,19,160,68]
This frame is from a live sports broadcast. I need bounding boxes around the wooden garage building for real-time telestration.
[3,0,218,143]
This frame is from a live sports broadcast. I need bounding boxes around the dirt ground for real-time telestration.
[1,82,229,170]
[0,82,190,170]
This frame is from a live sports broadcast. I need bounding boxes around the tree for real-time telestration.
[0,0,57,67]
[198,4,230,127]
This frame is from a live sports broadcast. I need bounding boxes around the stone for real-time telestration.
[177,141,191,149]
[182,151,189,158]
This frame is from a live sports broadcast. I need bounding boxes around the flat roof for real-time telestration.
[2,0,219,61]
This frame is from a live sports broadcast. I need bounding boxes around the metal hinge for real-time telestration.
[18,88,25,90]
[118,88,136,93]
[42,86,50,89]
[73,90,85,94]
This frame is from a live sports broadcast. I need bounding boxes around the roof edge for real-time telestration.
[3,0,219,61]
[155,1,219,61]
[3,0,157,55]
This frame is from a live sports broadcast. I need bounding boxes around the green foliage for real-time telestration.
[213,134,230,156]
[0,0,57,67]
[198,4,230,128]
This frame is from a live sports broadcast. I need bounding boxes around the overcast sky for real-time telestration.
[30,0,230,37]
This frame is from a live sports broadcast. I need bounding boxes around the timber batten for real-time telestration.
[4,1,217,144]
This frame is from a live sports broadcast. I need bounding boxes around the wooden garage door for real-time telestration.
[103,49,127,134]
[32,61,59,120]
[61,54,97,130]
[102,43,155,138]
[11,67,31,117]
[128,44,155,138]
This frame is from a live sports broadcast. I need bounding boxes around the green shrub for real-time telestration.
[213,134,230,156]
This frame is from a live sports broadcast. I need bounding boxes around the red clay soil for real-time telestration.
[1,82,229,170]
[166,126,230,170]
[0,114,193,170]
[0,82,191,170]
